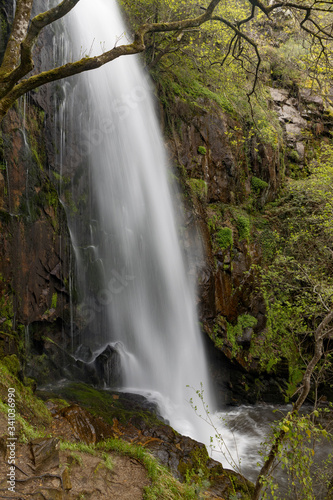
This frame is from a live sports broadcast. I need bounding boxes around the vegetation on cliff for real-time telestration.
[0,0,332,120]
[0,0,333,498]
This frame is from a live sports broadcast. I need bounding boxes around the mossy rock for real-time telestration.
[2,354,20,376]
[0,359,52,429]
[188,178,207,201]
[223,470,255,499]
[38,382,163,428]
[178,443,223,481]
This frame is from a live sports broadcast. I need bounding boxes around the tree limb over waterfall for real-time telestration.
[0,0,220,120]
[0,0,333,120]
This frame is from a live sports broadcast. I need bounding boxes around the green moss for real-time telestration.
[31,147,44,171]
[63,189,78,215]
[191,79,234,114]
[237,215,250,240]
[29,353,51,385]
[2,354,20,376]
[41,382,163,428]
[226,314,258,358]
[259,228,279,261]
[288,149,300,162]
[188,178,207,201]
[158,72,235,117]
[0,360,52,436]
[51,292,57,309]
[179,445,222,480]
[216,227,233,249]
[251,176,268,193]
[60,441,97,455]
[225,470,254,499]
[197,146,207,155]
[207,214,218,233]
[98,438,198,499]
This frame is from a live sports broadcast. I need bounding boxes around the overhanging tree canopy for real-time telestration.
[0,0,332,121]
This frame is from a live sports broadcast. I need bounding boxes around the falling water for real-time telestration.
[61,0,215,440]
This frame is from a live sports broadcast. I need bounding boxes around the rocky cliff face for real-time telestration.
[0,4,73,370]
[162,83,331,404]
[163,96,273,324]
[0,105,70,325]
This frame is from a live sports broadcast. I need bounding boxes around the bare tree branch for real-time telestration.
[212,15,261,96]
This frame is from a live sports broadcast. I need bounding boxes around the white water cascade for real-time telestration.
[48,3,333,489]
[61,0,215,442]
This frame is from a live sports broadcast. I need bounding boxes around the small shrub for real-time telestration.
[288,149,300,163]
[237,216,250,240]
[251,176,268,193]
[216,227,233,249]
[260,229,279,261]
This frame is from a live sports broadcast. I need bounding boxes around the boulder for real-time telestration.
[285,123,303,142]
[74,344,94,363]
[30,437,60,472]
[279,105,307,127]
[95,343,123,387]
[296,141,305,162]
[300,88,324,108]
[269,88,289,102]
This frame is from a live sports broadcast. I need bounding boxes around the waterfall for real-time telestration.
[58,0,215,443]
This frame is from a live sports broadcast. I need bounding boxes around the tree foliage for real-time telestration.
[245,143,333,498]
[0,0,332,121]
[121,0,333,98]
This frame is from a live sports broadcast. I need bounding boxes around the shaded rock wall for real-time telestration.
[168,98,281,205]
[0,4,72,364]
[0,102,71,328]
[164,98,272,326]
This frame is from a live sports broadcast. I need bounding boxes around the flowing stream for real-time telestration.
[60,0,215,443]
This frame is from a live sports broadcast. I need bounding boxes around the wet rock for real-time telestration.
[74,344,93,363]
[166,98,280,206]
[237,327,253,346]
[95,343,123,387]
[61,466,72,490]
[0,172,5,209]
[60,405,98,444]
